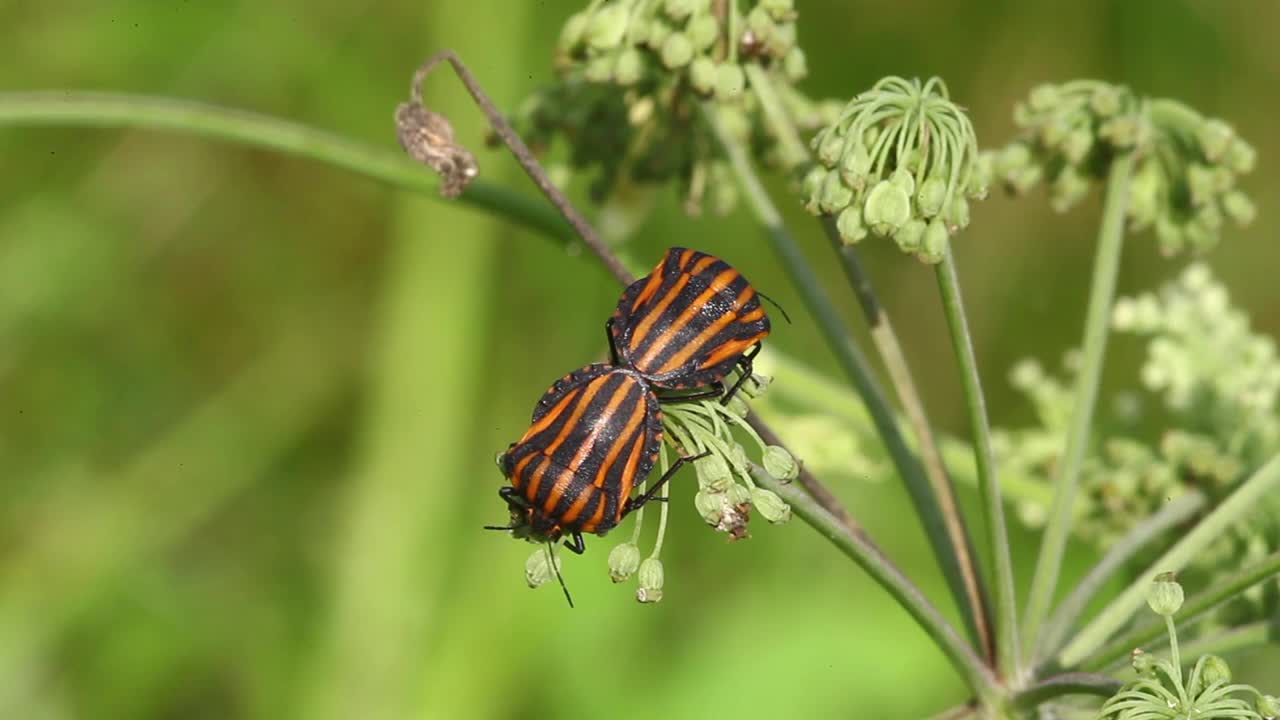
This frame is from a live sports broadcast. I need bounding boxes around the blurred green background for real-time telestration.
[1,1,1277,718]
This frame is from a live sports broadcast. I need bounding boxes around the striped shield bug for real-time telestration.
[488,363,705,555]
[607,247,771,403]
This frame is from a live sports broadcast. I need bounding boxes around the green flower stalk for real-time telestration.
[801,76,988,263]
[993,80,1257,255]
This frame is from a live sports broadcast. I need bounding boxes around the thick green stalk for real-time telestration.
[935,249,1020,681]
[1079,549,1280,672]
[705,99,991,652]
[1023,152,1135,663]
[1038,492,1207,662]
[1058,453,1280,667]
[0,91,573,243]
[750,468,1003,708]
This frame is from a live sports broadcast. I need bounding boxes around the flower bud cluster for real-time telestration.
[800,76,987,263]
[993,81,1256,254]
[515,0,838,214]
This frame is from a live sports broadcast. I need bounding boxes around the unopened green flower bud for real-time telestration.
[1063,128,1094,164]
[689,56,716,94]
[763,445,799,481]
[1227,138,1256,173]
[587,5,629,50]
[1051,165,1090,212]
[696,453,734,492]
[714,63,745,100]
[1187,163,1216,206]
[840,143,872,189]
[584,54,616,83]
[894,218,927,253]
[1257,694,1279,719]
[945,195,970,231]
[750,487,791,523]
[996,142,1032,176]
[1091,85,1123,116]
[694,489,724,525]
[1040,115,1071,148]
[636,557,664,603]
[1028,83,1060,111]
[746,5,774,36]
[889,167,916,195]
[626,16,652,45]
[1127,161,1161,229]
[741,373,771,399]
[661,32,695,69]
[917,176,947,217]
[1147,572,1184,617]
[1131,648,1157,676]
[1200,654,1232,687]
[688,14,719,51]
[836,205,867,244]
[614,47,645,85]
[921,218,949,263]
[1221,190,1256,226]
[801,165,826,199]
[1100,115,1140,148]
[525,548,560,589]
[725,392,750,418]
[608,542,642,582]
[967,152,993,199]
[760,0,795,19]
[663,0,697,21]
[864,180,911,234]
[560,11,591,50]
[816,129,844,167]
[783,47,807,81]
[645,19,672,49]
[1009,165,1043,194]
[819,170,852,214]
[726,482,752,509]
[1196,119,1233,161]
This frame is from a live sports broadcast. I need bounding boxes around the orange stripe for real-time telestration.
[567,381,634,471]
[653,285,755,374]
[628,265,666,314]
[540,464,575,515]
[561,485,599,525]
[544,375,607,455]
[627,273,691,353]
[613,432,648,513]
[690,254,718,275]
[738,307,766,322]
[519,388,577,442]
[678,248,695,269]
[699,332,766,369]
[636,268,741,368]
[523,455,551,503]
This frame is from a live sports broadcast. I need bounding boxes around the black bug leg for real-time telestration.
[620,450,712,519]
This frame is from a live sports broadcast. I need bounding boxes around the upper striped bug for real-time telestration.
[608,247,772,404]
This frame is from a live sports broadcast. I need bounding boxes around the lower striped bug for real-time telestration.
[486,364,706,556]
[607,247,773,404]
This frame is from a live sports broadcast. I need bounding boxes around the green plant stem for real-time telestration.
[1079,549,1280,672]
[0,91,574,243]
[824,217,992,661]
[1010,673,1122,710]
[750,467,1002,708]
[1058,453,1280,667]
[1023,152,1135,664]
[935,247,1020,681]
[707,92,991,654]
[1039,492,1207,662]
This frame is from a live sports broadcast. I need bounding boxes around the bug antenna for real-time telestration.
[546,541,574,609]
[758,291,792,324]
[482,524,514,531]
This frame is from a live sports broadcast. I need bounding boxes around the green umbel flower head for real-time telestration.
[802,76,986,263]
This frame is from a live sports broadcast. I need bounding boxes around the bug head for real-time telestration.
[485,486,566,544]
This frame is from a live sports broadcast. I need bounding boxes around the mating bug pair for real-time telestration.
[487,247,772,559]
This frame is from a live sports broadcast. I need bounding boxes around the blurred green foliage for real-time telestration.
[1,1,1276,718]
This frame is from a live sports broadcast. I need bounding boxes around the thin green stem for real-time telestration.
[1039,492,1207,662]
[1058,453,1280,667]
[1023,152,1136,663]
[1010,673,1122,710]
[1079,549,1280,672]
[0,91,574,243]
[709,91,991,655]
[935,248,1020,681]
[750,467,1003,708]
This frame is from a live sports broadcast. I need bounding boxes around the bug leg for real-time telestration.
[658,382,724,404]
[497,486,527,508]
[719,343,763,406]
[620,450,712,518]
[606,317,622,366]
[562,533,587,555]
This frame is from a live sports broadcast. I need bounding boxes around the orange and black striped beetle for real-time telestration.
[607,247,771,404]
[489,363,705,554]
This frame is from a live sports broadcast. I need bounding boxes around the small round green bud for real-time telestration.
[945,195,970,231]
[714,63,745,100]
[608,542,642,583]
[663,0,696,21]
[1091,85,1123,116]
[689,56,716,94]
[996,142,1032,176]
[525,548,560,589]
[889,167,916,196]
[741,373,772,399]
[645,19,672,50]
[864,179,911,234]
[760,0,795,20]
[1009,165,1043,194]
[1187,163,1216,206]
[726,482,752,509]
[1063,127,1094,164]
[696,453,734,492]
[586,5,630,50]
[560,11,591,50]
[694,489,724,525]
[835,205,867,244]
[818,170,853,214]
[750,487,791,523]
[801,165,826,199]
[1146,572,1184,617]
[636,557,664,603]
[1221,190,1256,226]
[1227,138,1256,173]
[688,15,719,51]
[1199,654,1232,687]
[917,176,947,217]
[967,152,993,199]
[1051,165,1090,212]
[1127,161,1161,229]
[661,32,695,69]
[1257,694,1279,719]
[783,47,807,81]
[614,47,645,86]
[1028,83,1060,111]
[921,218,949,264]
[1131,648,1157,677]
[894,218,927,254]
[763,445,799,481]
[840,142,872,189]
[746,5,774,36]
[725,392,750,418]
[626,16,652,45]
[1040,115,1071,148]
[1196,119,1234,161]
[1100,116,1140,148]
[584,54,616,83]
[817,129,845,167]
